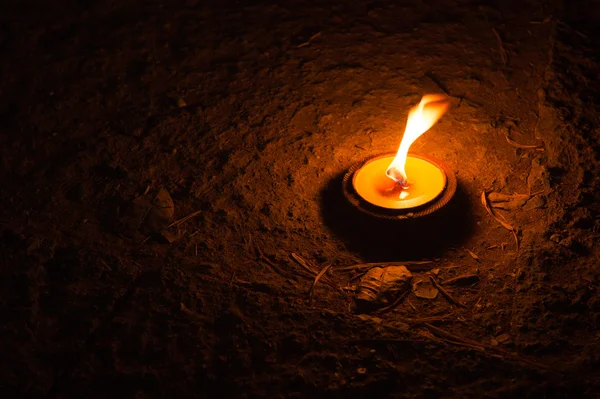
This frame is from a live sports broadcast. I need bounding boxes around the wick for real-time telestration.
[386,166,409,188]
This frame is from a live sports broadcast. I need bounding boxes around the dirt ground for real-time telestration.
[1,0,600,397]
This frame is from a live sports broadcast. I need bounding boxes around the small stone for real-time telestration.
[413,280,439,299]
[496,333,512,344]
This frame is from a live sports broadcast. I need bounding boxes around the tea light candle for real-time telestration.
[352,154,446,209]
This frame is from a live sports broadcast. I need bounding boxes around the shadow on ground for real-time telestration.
[319,170,475,261]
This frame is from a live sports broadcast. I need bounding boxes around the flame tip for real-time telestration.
[386,94,449,184]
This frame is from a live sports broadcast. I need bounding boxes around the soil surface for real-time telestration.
[1,0,600,397]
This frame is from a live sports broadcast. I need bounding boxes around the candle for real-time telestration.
[350,95,450,211]
[352,154,446,209]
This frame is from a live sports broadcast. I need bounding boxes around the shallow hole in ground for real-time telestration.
[319,171,475,261]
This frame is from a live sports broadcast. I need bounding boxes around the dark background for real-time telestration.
[1,0,600,397]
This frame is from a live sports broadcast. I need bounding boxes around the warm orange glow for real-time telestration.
[353,155,446,209]
[386,95,449,186]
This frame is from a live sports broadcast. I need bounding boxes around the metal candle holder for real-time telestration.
[343,152,457,220]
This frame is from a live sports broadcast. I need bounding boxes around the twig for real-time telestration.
[505,134,544,150]
[291,253,317,275]
[481,192,520,254]
[291,253,340,291]
[165,210,203,229]
[350,338,423,345]
[136,194,157,232]
[556,20,588,40]
[404,315,455,323]
[349,270,369,283]
[422,323,554,371]
[308,264,333,299]
[407,299,418,312]
[442,274,479,286]
[374,290,410,315]
[466,249,481,262]
[257,246,302,279]
[180,302,210,322]
[430,276,467,308]
[297,32,322,48]
[423,323,489,350]
[425,72,451,97]
[492,28,508,65]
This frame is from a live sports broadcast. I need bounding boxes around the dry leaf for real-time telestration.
[120,188,174,238]
[413,280,439,299]
[466,249,481,262]
[356,266,412,308]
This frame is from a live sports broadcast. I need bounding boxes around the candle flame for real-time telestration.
[386,95,449,185]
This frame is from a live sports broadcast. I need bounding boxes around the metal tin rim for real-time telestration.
[342,152,457,220]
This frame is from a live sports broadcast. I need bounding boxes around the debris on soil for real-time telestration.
[308,263,333,299]
[159,227,187,243]
[466,249,481,262]
[356,314,382,324]
[527,158,551,194]
[176,96,187,108]
[430,276,467,308]
[481,191,520,253]
[496,333,512,345]
[339,260,434,272]
[165,209,203,229]
[504,134,544,150]
[297,31,322,48]
[488,192,533,210]
[492,28,508,66]
[291,252,317,274]
[355,265,412,309]
[413,279,439,300]
[180,302,210,322]
[120,188,174,239]
[442,274,480,286]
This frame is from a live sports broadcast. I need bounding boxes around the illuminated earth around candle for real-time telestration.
[352,154,446,210]
[3,1,600,398]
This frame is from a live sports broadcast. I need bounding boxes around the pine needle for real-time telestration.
[308,264,333,299]
[481,192,520,253]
